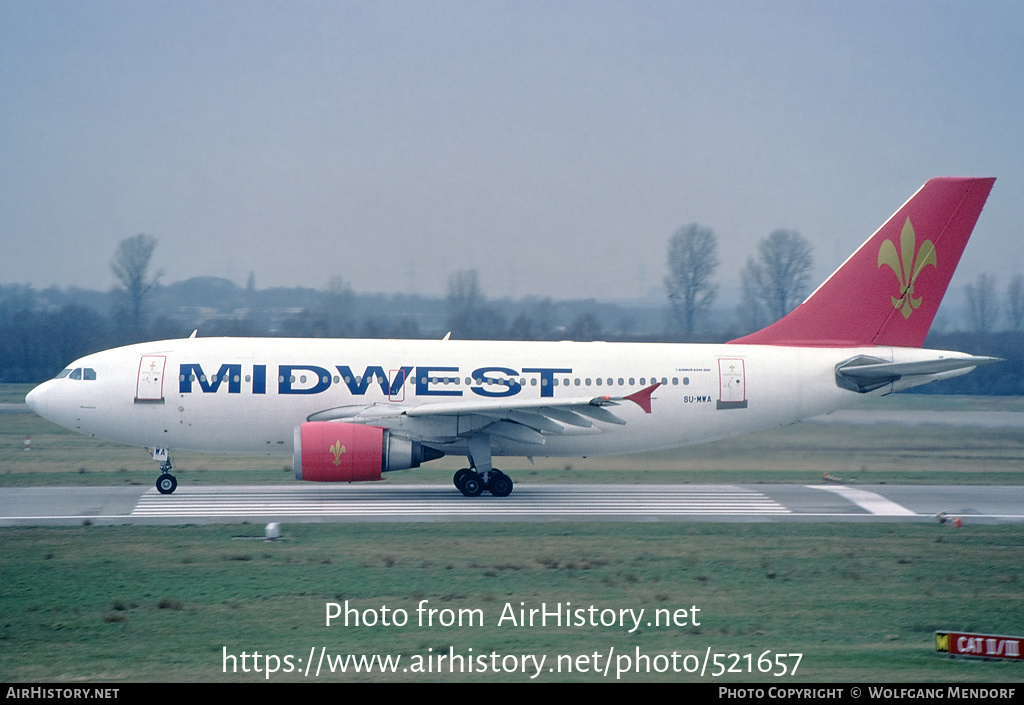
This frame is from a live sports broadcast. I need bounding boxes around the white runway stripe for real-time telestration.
[808,485,917,516]
[131,484,791,517]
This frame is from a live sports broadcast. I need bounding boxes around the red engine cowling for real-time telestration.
[293,422,443,482]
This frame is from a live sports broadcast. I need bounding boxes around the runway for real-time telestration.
[1,483,1022,525]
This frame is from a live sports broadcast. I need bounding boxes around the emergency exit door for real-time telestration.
[717,358,747,410]
[136,355,166,403]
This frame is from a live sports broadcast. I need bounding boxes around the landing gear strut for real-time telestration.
[153,448,177,495]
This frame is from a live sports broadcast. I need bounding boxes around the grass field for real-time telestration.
[2,386,1023,682]
[2,522,1023,682]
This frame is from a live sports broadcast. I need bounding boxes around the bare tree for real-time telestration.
[965,273,999,333]
[742,229,813,323]
[1007,274,1024,333]
[446,269,484,338]
[665,223,719,337]
[321,276,355,337]
[111,234,162,335]
[568,310,602,341]
[736,275,767,334]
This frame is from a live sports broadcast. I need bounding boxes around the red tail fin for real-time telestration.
[729,177,995,347]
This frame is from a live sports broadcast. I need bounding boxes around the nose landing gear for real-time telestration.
[153,448,177,495]
[156,473,177,494]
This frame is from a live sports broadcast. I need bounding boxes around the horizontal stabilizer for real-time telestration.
[835,354,1001,393]
[837,356,1001,380]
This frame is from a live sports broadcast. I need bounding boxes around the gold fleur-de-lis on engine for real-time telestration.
[877,218,937,319]
[330,441,346,466]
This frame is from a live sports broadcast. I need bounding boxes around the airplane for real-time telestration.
[25,177,999,498]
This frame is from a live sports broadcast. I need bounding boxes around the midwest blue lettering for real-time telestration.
[415,367,460,397]
[179,364,242,394]
[336,365,392,395]
[471,367,520,398]
[178,364,575,399]
[522,368,571,398]
[279,365,332,395]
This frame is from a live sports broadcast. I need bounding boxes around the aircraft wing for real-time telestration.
[305,383,661,445]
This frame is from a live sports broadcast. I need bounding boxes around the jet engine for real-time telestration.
[294,421,443,482]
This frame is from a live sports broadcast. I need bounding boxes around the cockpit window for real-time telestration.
[59,367,97,380]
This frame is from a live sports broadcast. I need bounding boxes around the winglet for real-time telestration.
[729,177,995,348]
[624,383,661,414]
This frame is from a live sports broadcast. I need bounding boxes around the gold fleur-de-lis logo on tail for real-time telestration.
[329,441,346,466]
[877,218,937,319]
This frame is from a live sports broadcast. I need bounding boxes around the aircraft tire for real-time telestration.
[488,470,513,497]
[460,474,484,497]
[453,468,473,491]
[156,474,178,495]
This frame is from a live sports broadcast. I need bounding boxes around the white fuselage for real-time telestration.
[25,336,974,462]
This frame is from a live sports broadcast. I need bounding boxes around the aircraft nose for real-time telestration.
[25,383,48,417]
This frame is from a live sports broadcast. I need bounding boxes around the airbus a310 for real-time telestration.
[26,177,998,497]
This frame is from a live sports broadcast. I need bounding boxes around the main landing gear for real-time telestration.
[153,448,177,494]
[453,468,514,497]
[453,433,514,497]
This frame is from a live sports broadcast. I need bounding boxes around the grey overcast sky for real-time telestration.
[2,0,1022,301]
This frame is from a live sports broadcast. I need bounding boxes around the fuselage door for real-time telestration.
[389,368,407,402]
[717,357,747,410]
[136,355,167,403]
